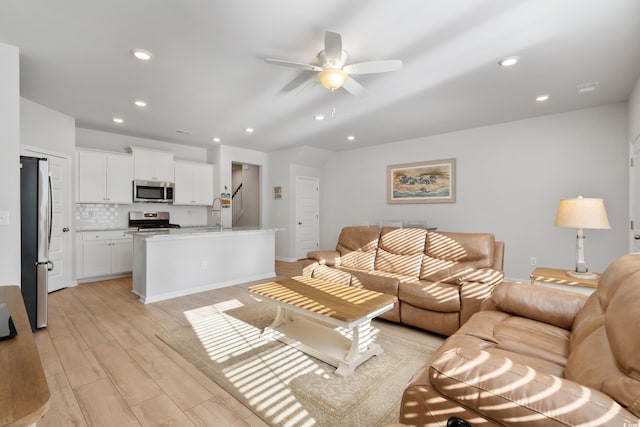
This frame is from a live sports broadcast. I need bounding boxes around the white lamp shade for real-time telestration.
[317,69,348,90]
[554,197,611,229]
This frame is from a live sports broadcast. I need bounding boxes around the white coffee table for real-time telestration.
[249,276,397,377]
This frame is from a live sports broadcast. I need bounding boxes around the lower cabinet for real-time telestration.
[76,230,133,280]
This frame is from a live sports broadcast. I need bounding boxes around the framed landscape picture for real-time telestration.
[387,158,456,204]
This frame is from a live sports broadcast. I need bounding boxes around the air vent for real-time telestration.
[176,129,192,135]
[577,82,598,94]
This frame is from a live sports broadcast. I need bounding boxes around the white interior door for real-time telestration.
[295,176,319,260]
[22,147,72,292]
[631,135,640,253]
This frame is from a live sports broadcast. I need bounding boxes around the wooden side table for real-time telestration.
[530,267,598,295]
[0,286,50,426]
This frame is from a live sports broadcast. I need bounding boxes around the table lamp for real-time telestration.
[554,196,610,279]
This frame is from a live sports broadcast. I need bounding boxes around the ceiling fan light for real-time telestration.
[317,69,348,90]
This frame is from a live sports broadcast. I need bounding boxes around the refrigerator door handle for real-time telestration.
[47,260,54,272]
[48,175,53,249]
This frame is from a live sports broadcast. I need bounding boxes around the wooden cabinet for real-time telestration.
[76,230,133,279]
[77,150,133,204]
[174,161,214,205]
[131,147,174,182]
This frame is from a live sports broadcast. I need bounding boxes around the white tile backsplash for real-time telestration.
[75,203,209,229]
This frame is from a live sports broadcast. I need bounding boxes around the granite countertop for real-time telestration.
[128,226,281,239]
[76,226,137,232]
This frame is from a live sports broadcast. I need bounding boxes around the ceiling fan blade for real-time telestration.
[342,77,366,96]
[264,58,322,72]
[324,31,343,63]
[294,78,320,96]
[343,60,403,75]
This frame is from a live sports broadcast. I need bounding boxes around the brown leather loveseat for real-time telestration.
[400,253,640,426]
[303,226,504,336]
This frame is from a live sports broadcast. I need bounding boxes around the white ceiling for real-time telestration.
[1,0,639,152]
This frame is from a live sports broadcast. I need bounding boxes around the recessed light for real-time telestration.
[536,94,550,102]
[347,135,356,141]
[499,56,520,67]
[314,114,325,121]
[131,48,152,61]
[134,100,147,107]
[577,82,598,94]
[212,137,221,143]
[113,117,124,124]
[245,127,254,133]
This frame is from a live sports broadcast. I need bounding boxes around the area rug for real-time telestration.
[157,300,438,427]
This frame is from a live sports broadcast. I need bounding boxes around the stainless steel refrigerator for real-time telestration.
[20,156,52,331]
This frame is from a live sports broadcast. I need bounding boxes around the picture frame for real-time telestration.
[387,158,456,204]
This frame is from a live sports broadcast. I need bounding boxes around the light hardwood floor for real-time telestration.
[35,261,444,426]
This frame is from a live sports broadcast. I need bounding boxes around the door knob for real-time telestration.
[635,235,640,240]
[298,222,302,225]
[62,227,70,232]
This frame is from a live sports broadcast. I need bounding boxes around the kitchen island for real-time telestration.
[130,227,277,303]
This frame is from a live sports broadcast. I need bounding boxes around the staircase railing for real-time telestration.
[232,183,243,223]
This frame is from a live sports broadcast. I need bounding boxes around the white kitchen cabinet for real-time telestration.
[77,149,133,204]
[131,147,174,182]
[174,161,214,205]
[77,230,133,279]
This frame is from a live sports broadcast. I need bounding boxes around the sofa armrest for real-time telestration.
[301,259,318,277]
[306,250,340,266]
[482,281,587,330]
[463,268,503,285]
[429,343,638,426]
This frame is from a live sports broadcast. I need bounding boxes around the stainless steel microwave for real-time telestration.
[133,180,174,203]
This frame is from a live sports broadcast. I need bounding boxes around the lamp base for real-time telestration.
[566,270,598,280]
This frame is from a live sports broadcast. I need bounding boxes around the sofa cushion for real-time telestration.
[566,254,640,418]
[375,227,427,277]
[420,231,495,283]
[335,226,381,271]
[428,333,637,426]
[341,268,400,296]
[399,280,461,312]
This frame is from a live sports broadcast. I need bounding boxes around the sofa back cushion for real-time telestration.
[375,227,427,277]
[336,226,381,271]
[420,231,495,283]
[566,253,640,418]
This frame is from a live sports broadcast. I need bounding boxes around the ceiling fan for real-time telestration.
[264,31,403,95]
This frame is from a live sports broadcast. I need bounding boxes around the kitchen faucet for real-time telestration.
[211,197,223,231]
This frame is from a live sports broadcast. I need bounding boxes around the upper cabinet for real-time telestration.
[77,149,133,204]
[174,161,214,206]
[131,147,174,182]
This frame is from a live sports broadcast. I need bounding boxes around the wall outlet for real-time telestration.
[0,211,9,226]
[530,257,537,266]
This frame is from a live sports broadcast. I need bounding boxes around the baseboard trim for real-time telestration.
[275,256,299,263]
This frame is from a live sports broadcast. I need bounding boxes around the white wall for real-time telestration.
[234,164,260,227]
[210,144,269,228]
[268,146,329,260]
[629,74,640,145]
[76,128,207,161]
[21,97,76,156]
[0,42,21,285]
[320,103,629,280]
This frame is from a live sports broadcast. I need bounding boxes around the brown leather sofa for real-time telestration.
[400,253,640,426]
[303,226,504,336]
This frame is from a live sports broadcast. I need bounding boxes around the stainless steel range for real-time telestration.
[128,211,180,230]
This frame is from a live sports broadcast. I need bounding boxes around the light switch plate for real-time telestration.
[0,211,9,226]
